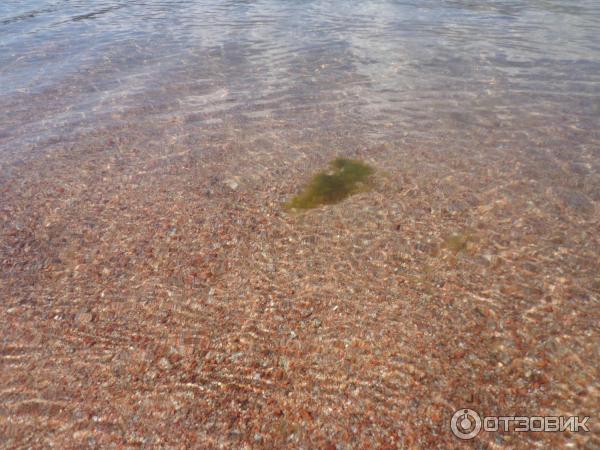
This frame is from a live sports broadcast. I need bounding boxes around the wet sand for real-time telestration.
[1,110,599,447]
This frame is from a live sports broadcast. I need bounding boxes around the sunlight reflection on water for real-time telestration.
[0,0,599,161]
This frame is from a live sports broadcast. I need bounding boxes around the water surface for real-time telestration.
[1,3,599,448]
[1,0,599,166]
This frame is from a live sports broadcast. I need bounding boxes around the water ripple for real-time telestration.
[0,0,599,162]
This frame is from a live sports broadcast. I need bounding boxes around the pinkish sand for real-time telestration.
[1,113,599,448]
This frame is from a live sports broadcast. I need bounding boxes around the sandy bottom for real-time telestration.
[1,116,599,448]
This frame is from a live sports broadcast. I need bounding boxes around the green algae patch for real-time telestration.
[445,234,469,253]
[287,158,374,210]
[444,232,477,254]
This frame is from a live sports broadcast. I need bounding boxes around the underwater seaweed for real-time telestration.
[287,158,374,209]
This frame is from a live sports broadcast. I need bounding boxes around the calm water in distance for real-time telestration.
[0,0,599,161]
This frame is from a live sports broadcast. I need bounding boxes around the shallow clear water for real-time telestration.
[1,4,600,447]
[1,0,599,164]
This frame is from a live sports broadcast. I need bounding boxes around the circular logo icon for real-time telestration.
[451,409,482,440]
